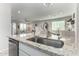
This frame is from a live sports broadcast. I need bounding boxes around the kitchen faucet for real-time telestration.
[43,22,61,40]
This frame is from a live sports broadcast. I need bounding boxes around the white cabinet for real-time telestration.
[19,49,29,56]
[19,42,49,56]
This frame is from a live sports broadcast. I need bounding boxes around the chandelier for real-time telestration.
[43,3,53,7]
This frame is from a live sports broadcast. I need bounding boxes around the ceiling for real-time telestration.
[11,3,76,22]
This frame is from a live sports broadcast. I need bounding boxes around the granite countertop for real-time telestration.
[8,33,75,56]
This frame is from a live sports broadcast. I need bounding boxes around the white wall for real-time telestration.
[0,4,11,52]
[75,4,79,54]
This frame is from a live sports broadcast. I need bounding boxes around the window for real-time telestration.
[52,21,65,31]
[12,23,16,35]
[20,23,26,33]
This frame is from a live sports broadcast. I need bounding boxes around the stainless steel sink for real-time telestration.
[27,36,64,48]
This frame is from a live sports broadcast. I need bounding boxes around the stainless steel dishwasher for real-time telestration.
[9,38,19,56]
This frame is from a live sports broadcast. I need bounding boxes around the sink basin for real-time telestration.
[27,36,64,48]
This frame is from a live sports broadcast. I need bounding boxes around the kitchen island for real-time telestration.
[9,34,75,56]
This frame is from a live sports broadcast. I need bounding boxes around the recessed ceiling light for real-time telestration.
[18,10,21,14]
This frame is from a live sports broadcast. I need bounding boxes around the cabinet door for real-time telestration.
[19,43,49,56]
[9,40,18,56]
[19,49,29,56]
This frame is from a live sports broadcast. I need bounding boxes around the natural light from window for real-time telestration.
[52,20,65,31]
[20,23,26,33]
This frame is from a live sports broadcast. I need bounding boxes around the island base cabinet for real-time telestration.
[19,42,49,56]
[19,49,29,56]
